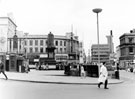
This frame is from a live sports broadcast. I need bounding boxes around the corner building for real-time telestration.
[119,31,135,68]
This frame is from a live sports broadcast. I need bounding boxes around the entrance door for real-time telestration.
[9,55,17,71]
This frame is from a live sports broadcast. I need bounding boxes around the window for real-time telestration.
[55,41,58,46]
[25,40,27,45]
[10,39,11,50]
[30,40,33,46]
[30,48,33,53]
[24,48,27,53]
[35,47,38,53]
[64,41,66,46]
[64,48,66,52]
[129,38,133,43]
[129,47,133,53]
[35,40,38,46]
[60,41,62,46]
[40,47,43,53]
[40,40,43,46]
[60,48,62,53]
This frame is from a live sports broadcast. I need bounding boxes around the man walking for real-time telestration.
[0,59,8,80]
[98,62,109,89]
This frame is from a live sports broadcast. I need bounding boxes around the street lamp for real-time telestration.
[92,8,102,64]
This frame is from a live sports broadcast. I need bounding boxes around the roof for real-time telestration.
[0,17,17,27]
[119,33,135,39]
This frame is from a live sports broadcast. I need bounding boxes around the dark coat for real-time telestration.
[0,63,4,72]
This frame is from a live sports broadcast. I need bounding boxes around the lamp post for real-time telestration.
[92,8,102,64]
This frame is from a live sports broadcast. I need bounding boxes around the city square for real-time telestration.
[1,0,135,99]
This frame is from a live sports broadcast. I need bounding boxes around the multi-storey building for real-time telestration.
[91,44,110,63]
[91,31,114,64]
[8,32,80,64]
[119,30,135,68]
[0,17,17,53]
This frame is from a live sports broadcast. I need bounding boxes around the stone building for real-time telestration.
[7,32,80,64]
[119,30,135,68]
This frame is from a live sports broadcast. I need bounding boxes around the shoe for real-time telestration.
[104,87,109,89]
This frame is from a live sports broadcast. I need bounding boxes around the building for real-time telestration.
[119,30,135,68]
[0,17,17,53]
[79,42,86,64]
[116,46,121,63]
[91,31,114,64]
[7,32,80,64]
[91,44,110,64]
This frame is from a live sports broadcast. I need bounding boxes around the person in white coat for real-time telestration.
[98,62,109,89]
[80,65,85,78]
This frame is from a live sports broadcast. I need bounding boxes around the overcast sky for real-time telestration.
[0,0,135,55]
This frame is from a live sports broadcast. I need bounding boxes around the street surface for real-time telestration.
[0,70,135,99]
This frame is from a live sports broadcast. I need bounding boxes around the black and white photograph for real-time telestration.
[0,0,135,99]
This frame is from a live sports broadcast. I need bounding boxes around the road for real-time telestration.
[0,70,135,99]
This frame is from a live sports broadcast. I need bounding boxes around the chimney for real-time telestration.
[110,30,113,36]
[130,30,133,33]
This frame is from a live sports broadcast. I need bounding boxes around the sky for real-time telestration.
[0,0,135,55]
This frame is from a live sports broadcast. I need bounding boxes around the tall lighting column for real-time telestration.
[92,8,102,64]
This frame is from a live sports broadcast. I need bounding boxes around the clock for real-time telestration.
[0,37,6,44]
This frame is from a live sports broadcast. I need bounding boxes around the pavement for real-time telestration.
[0,70,124,85]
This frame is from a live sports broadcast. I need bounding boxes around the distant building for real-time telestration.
[91,31,114,64]
[79,42,86,64]
[119,30,135,68]
[7,32,80,64]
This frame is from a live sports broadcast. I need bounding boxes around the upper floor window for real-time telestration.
[60,41,62,46]
[55,41,58,46]
[24,48,27,53]
[35,40,38,46]
[129,47,133,53]
[128,38,133,43]
[30,48,33,53]
[35,47,38,53]
[30,40,33,46]
[64,41,66,46]
[64,48,66,52]
[40,40,43,46]
[40,47,43,53]
[25,40,27,46]
[60,48,62,53]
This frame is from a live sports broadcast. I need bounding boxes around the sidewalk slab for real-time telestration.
[0,70,124,85]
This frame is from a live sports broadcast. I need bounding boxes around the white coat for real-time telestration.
[98,65,108,83]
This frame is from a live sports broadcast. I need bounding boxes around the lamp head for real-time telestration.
[93,8,102,13]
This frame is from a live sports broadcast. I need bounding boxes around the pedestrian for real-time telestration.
[80,65,85,78]
[98,62,109,89]
[0,59,8,80]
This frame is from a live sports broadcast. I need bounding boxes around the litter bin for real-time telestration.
[115,70,120,79]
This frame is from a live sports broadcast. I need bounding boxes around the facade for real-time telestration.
[0,17,17,53]
[79,42,86,64]
[7,32,80,64]
[91,31,114,64]
[119,30,135,68]
[91,44,110,63]
[116,46,121,63]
